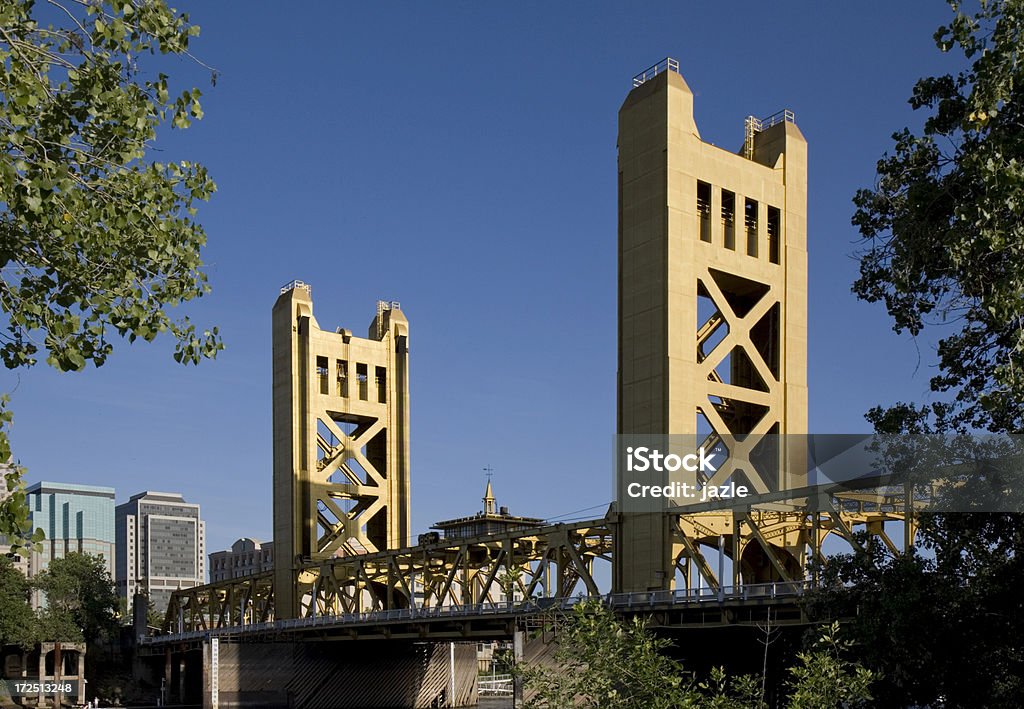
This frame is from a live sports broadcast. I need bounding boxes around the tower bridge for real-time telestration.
[145,59,917,708]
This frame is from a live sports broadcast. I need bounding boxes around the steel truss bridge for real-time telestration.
[159,481,915,643]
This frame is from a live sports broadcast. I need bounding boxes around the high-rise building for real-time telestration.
[116,491,205,614]
[25,480,116,577]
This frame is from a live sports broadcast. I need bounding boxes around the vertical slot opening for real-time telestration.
[316,356,329,395]
[745,198,758,257]
[697,181,712,243]
[356,363,368,401]
[767,206,780,264]
[375,366,387,403]
[337,360,348,397]
[721,189,735,250]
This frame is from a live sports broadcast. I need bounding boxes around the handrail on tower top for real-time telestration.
[632,57,680,88]
[280,280,312,296]
[743,109,796,159]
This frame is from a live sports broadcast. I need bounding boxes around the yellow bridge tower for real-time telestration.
[272,282,411,618]
[616,60,809,592]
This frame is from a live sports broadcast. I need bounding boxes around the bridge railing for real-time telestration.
[146,580,811,645]
[479,674,513,697]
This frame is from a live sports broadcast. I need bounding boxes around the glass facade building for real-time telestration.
[25,480,116,574]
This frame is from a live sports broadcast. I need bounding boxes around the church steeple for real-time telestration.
[483,480,496,515]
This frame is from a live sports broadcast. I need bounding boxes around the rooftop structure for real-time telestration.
[431,481,543,541]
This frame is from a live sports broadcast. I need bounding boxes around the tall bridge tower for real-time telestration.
[615,60,808,592]
[272,282,411,618]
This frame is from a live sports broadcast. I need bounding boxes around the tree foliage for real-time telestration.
[806,513,1024,707]
[515,599,871,709]
[34,551,119,644]
[853,0,1024,433]
[0,556,35,648]
[785,623,874,709]
[515,600,701,709]
[838,3,1024,703]
[0,0,220,551]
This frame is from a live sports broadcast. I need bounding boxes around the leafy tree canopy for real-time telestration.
[0,0,220,552]
[34,551,118,644]
[0,555,35,648]
[515,599,870,709]
[853,0,1024,433]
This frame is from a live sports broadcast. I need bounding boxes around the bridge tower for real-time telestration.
[272,282,411,618]
[615,60,808,592]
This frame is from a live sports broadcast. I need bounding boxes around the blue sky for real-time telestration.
[6,2,961,555]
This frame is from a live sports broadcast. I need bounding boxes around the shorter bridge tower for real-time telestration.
[272,282,411,619]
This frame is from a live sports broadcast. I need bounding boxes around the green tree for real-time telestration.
[34,552,118,644]
[514,600,876,708]
[0,0,220,551]
[837,2,1024,703]
[785,623,873,709]
[514,599,702,709]
[0,556,35,648]
[852,0,1024,434]
[806,512,1024,706]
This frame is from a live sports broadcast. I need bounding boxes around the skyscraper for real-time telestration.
[115,491,206,614]
[25,481,116,573]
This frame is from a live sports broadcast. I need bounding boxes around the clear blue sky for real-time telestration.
[6,2,960,556]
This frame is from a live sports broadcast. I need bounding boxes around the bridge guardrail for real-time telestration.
[147,580,810,645]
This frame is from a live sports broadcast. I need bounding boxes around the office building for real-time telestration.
[116,491,205,614]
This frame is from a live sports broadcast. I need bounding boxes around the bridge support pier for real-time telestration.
[182,639,479,708]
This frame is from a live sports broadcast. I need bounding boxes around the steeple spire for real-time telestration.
[483,479,496,515]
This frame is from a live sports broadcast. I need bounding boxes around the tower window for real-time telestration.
[767,206,781,264]
[356,363,368,401]
[721,190,735,250]
[316,356,329,395]
[337,360,349,397]
[697,181,712,243]
[745,198,759,257]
